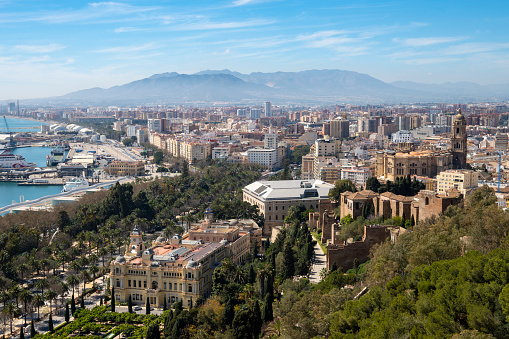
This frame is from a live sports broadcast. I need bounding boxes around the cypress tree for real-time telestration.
[30,319,36,337]
[71,294,76,315]
[251,300,262,336]
[164,310,174,337]
[111,287,115,312]
[20,328,24,339]
[170,317,185,339]
[282,241,295,279]
[163,310,174,337]
[128,295,133,313]
[163,297,167,311]
[145,323,161,339]
[146,297,150,315]
[100,296,103,306]
[222,297,235,327]
[65,303,70,322]
[48,313,54,333]
[262,293,273,323]
[80,296,85,309]
[248,265,256,284]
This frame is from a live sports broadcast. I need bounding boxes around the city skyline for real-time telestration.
[1,0,508,99]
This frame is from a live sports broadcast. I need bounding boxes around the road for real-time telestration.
[308,241,327,283]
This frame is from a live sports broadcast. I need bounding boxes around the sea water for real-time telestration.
[0,118,62,209]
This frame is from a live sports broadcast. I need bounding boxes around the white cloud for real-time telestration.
[114,27,147,33]
[405,57,461,65]
[171,19,272,31]
[13,44,65,53]
[92,43,158,54]
[443,42,509,55]
[212,48,231,55]
[231,0,274,6]
[397,36,468,47]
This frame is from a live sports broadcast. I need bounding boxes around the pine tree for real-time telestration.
[146,297,150,315]
[48,313,54,333]
[111,287,115,312]
[65,303,70,322]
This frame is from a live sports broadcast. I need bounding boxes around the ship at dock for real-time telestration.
[62,177,89,192]
[0,150,37,169]
[46,145,66,167]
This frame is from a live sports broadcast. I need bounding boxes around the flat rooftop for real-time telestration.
[244,179,334,201]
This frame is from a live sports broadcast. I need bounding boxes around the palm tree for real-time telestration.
[98,247,108,268]
[262,318,283,338]
[57,281,68,306]
[80,270,90,297]
[35,278,49,295]
[88,264,99,280]
[44,290,58,315]
[32,294,45,320]
[66,275,79,297]
[18,289,33,326]
[69,260,81,275]
[16,263,29,283]
[2,302,21,334]
[8,285,21,308]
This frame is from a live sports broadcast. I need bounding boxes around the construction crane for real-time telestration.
[2,116,16,148]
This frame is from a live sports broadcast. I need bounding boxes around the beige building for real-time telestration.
[436,169,479,196]
[243,179,334,235]
[375,110,468,180]
[110,226,228,308]
[187,209,258,264]
[105,160,145,176]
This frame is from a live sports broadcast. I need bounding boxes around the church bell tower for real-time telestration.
[451,108,467,169]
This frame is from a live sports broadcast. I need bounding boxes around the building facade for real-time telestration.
[436,169,479,196]
[243,179,334,235]
[105,160,145,176]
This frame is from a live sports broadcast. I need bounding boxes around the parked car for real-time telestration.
[133,306,142,311]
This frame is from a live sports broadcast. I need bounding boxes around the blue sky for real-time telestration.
[1,0,508,99]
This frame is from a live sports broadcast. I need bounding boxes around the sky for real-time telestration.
[1,0,508,99]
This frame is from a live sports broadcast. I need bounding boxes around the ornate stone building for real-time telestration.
[376,109,467,180]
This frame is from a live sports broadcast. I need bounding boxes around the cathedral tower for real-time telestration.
[451,109,467,169]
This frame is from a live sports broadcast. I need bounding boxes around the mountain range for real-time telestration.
[39,69,509,106]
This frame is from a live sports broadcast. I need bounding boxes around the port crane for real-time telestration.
[2,116,16,148]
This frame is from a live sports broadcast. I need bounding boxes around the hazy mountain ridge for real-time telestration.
[40,69,509,106]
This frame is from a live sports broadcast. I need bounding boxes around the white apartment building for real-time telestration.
[212,146,229,160]
[246,148,278,170]
[392,130,413,143]
[126,125,138,137]
[148,119,162,133]
[436,169,479,196]
[340,166,372,187]
[136,129,146,144]
[314,138,340,157]
[264,129,278,149]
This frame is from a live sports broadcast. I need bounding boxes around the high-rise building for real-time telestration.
[250,109,262,119]
[264,101,272,117]
[237,109,247,116]
[495,133,508,151]
[330,119,349,139]
[263,128,278,149]
[7,102,15,114]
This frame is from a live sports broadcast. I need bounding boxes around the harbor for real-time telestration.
[0,117,146,211]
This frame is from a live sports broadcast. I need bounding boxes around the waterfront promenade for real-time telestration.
[0,176,131,215]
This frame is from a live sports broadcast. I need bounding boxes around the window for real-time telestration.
[116,279,120,287]
[128,280,131,287]
[144,281,147,288]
